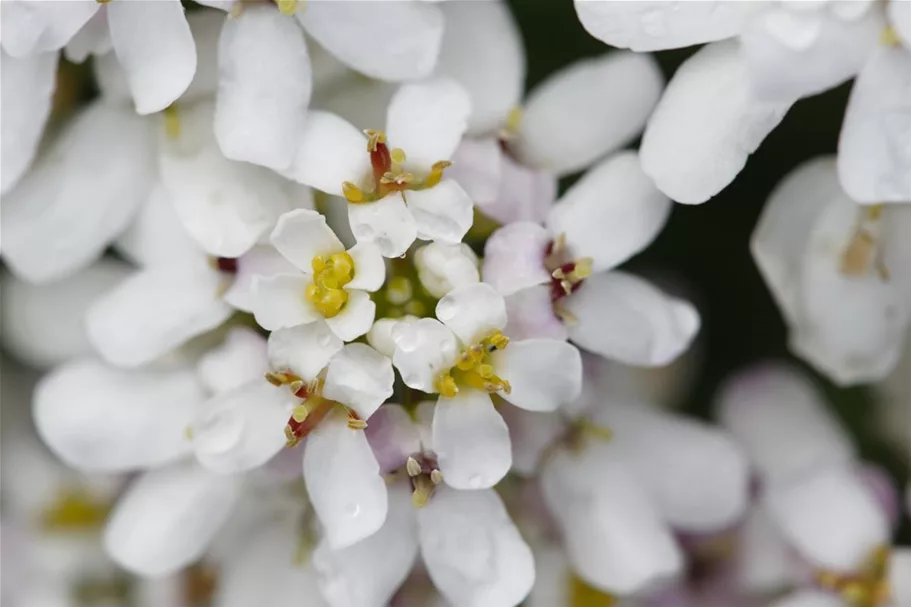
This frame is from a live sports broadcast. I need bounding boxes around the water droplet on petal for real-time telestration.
[468,474,484,489]
[344,503,360,517]
[194,411,243,455]
[392,322,419,352]
[437,297,456,321]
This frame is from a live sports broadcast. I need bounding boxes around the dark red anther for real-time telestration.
[370,142,392,186]
[293,384,309,399]
[215,257,238,274]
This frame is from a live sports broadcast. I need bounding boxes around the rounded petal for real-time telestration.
[717,363,855,485]
[414,241,480,299]
[891,0,911,47]
[267,321,343,382]
[251,273,319,332]
[436,283,507,345]
[282,110,370,196]
[391,317,460,392]
[115,184,203,268]
[0,50,56,195]
[104,462,240,576]
[86,267,234,368]
[765,466,890,572]
[304,415,388,549]
[346,242,386,292]
[503,285,569,342]
[2,102,156,284]
[482,222,552,297]
[323,343,395,421]
[494,339,582,412]
[418,487,534,607]
[837,45,911,204]
[192,379,294,474]
[547,151,672,272]
[436,0,524,135]
[564,271,701,367]
[1,260,130,368]
[0,0,98,57]
[364,403,423,474]
[197,327,269,395]
[299,1,443,82]
[448,137,503,207]
[223,244,302,312]
[483,153,557,226]
[367,317,404,359]
[517,52,664,177]
[34,359,202,472]
[270,209,344,272]
[386,77,471,169]
[593,403,750,532]
[573,0,759,51]
[107,0,196,114]
[641,40,793,204]
[500,405,564,477]
[405,179,474,244]
[432,389,511,490]
[325,289,376,342]
[215,4,310,171]
[348,193,419,259]
[541,445,682,595]
[891,549,911,605]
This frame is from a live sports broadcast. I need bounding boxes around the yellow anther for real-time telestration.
[477,363,495,379]
[484,330,509,351]
[342,181,365,203]
[265,371,300,386]
[163,104,181,140]
[580,419,613,442]
[503,106,523,138]
[347,411,368,430]
[184,425,194,440]
[423,160,452,189]
[390,148,407,165]
[364,129,386,152]
[329,252,353,280]
[570,258,593,281]
[435,374,459,398]
[276,0,298,14]
[430,469,443,484]
[41,488,110,531]
[412,475,434,509]
[306,252,355,318]
[881,26,900,47]
[406,457,422,477]
[291,405,308,423]
[551,233,567,254]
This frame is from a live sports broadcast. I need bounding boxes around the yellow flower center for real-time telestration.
[816,545,891,607]
[305,251,355,318]
[433,330,511,398]
[569,575,617,607]
[40,488,110,531]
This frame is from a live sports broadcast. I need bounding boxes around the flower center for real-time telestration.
[266,372,366,447]
[433,330,511,398]
[342,130,451,204]
[569,575,617,607]
[840,204,889,281]
[40,487,110,531]
[305,251,354,318]
[816,546,891,607]
[544,234,593,303]
[405,452,443,508]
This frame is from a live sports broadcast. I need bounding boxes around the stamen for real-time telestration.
[347,410,368,430]
[163,104,181,140]
[881,26,900,47]
[342,181,366,203]
[499,106,524,141]
[840,205,889,280]
[306,251,355,318]
[406,456,422,477]
[816,545,891,607]
[276,0,298,15]
[423,160,452,189]
[434,330,511,397]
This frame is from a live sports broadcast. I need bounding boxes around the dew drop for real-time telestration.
[436,297,456,321]
[468,474,484,489]
[194,411,243,455]
[344,503,361,517]
[392,323,419,352]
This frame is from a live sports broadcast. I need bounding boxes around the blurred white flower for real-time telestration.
[751,157,911,385]
[413,241,480,300]
[482,151,699,367]
[281,78,474,258]
[390,282,582,490]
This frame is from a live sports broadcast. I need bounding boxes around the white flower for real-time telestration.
[718,362,910,606]
[574,0,911,204]
[390,282,582,489]
[281,78,474,258]
[251,209,384,342]
[751,156,911,385]
[192,323,394,549]
[413,241,480,300]
[482,151,700,367]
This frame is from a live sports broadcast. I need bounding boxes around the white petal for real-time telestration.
[890,0,911,47]
[64,9,112,62]
[564,271,701,367]
[574,0,759,51]
[197,327,269,395]
[270,209,344,271]
[346,242,386,292]
[414,241,480,299]
[436,283,507,345]
[312,73,397,134]
[299,1,443,81]
[0,50,56,195]
[541,445,682,595]
[765,466,890,572]
[741,8,882,103]
[304,415,388,549]
[837,45,911,203]
[1,102,156,284]
[432,389,511,490]
[215,4,310,170]
[86,266,233,368]
[283,110,370,197]
[517,52,664,177]
[366,317,404,359]
[717,362,855,485]
[323,343,394,421]
[192,380,293,474]
[325,289,376,342]
[768,591,843,607]
[267,321,343,381]
[104,462,240,576]
[34,359,203,472]
[547,151,672,272]
[312,483,418,607]
[485,153,558,226]
[500,405,564,477]
[494,339,582,412]
[0,0,97,57]
[223,244,301,313]
[737,505,800,593]
[115,184,203,268]
[503,285,569,342]
[391,317,460,392]
[251,273,318,332]
[436,0,524,135]
[891,548,911,605]
[448,137,502,207]
[593,403,750,532]
[107,0,196,114]
[386,77,471,168]
[418,487,534,607]
[405,179,474,244]
[347,193,419,258]
[482,222,552,297]
[0,260,130,368]
[364,402,424,474]
[181,9,224,101]
[641,40,793,204]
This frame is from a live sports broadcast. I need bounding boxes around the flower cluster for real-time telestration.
[1,1,909,607]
